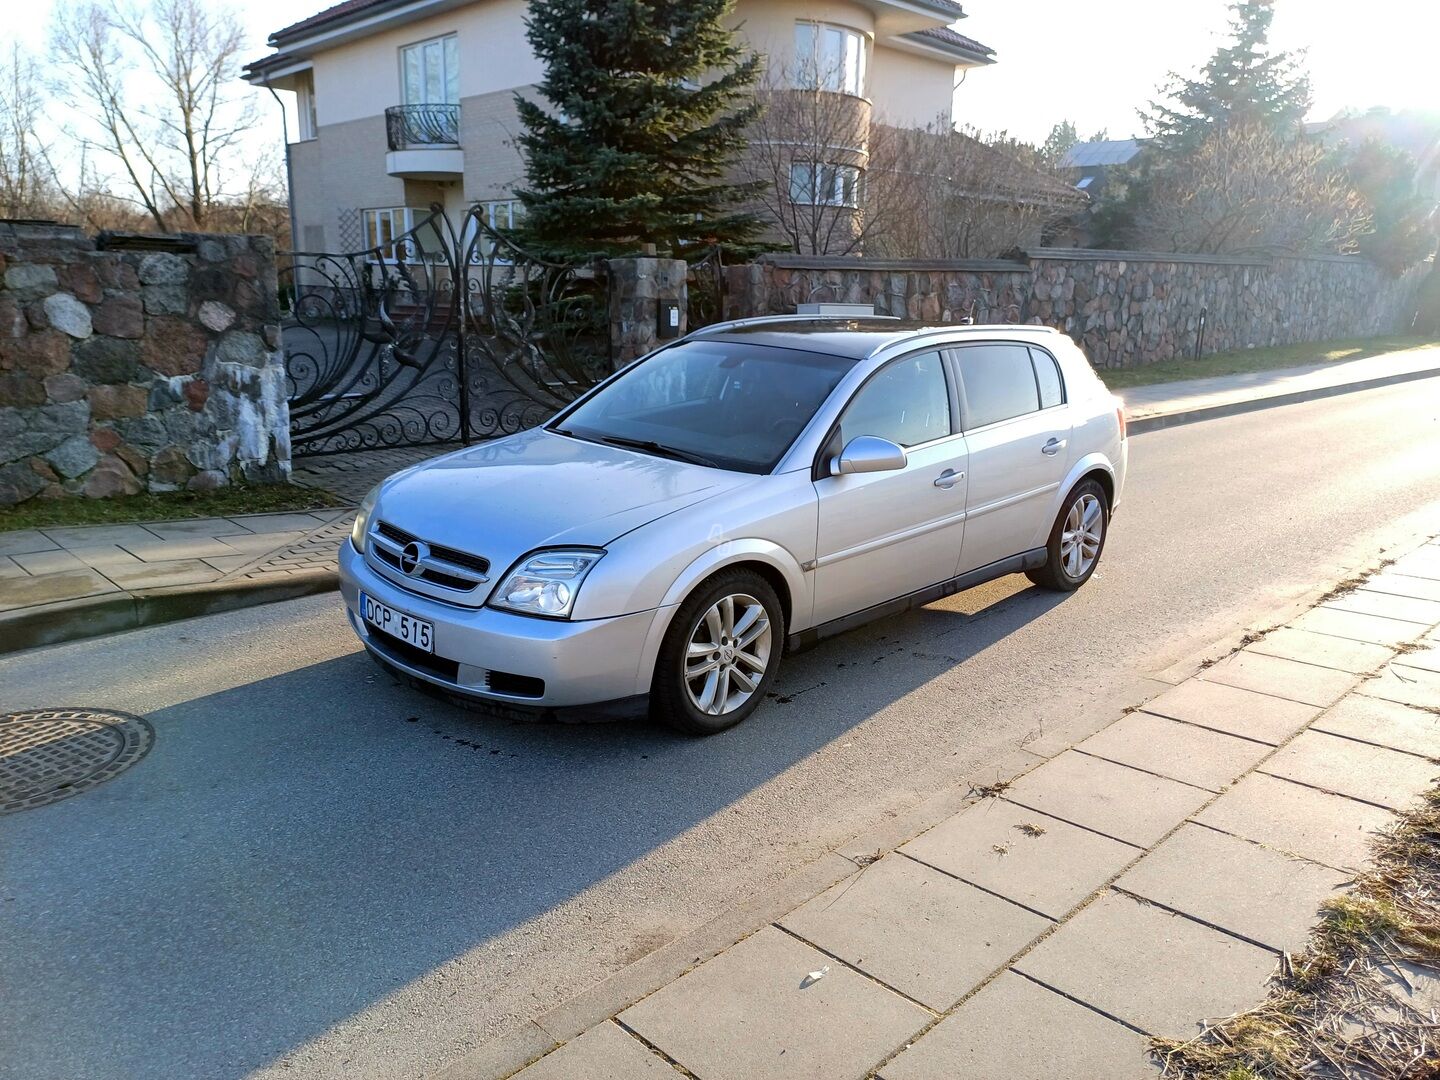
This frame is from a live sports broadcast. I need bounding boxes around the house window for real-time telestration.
[794,22,867,97]
[362,207,441,261]
[789,163,862,208]
[401,34,459,105]
[469,199,526,262]
[295,72,318,141]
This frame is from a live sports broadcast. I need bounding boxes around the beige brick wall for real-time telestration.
[288,117,407,252]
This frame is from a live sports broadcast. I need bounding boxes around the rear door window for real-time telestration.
[955,344,1039,429]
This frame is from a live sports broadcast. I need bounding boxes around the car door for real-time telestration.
[811,350,970,626]
[952,343,1073,575]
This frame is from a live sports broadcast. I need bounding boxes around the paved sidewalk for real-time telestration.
[1119,343,1440,432]
[455,536,1440,1080]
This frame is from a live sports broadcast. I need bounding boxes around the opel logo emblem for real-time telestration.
[399,541,428,576]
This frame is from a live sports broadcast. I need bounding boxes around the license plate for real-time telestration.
[359,591,433,653]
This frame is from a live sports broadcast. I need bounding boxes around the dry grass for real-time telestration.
[1155,789,1440,1079]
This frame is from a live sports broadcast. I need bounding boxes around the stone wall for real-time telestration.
[0,223,289,506]
[722,250,1430,369]
[609,256,688,366]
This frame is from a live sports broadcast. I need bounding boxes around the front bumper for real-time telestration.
[339,541,662,709]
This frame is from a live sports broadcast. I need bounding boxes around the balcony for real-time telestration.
[384,104,464,179]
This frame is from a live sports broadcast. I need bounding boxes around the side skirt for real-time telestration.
[784,547,1048,655]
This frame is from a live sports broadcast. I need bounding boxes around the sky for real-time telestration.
[6,0,1439,156]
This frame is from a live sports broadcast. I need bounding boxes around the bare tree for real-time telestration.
[867,117,1085,259]
[0,45,57,218]
[50,0,258,231]
[1129,122,1369,254]
[736,68,876,256]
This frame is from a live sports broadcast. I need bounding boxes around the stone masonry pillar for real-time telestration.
[607,256,688,368]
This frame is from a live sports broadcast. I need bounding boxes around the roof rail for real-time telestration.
[687,313,901,337]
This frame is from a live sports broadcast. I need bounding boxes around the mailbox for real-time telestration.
[657,299,682,339]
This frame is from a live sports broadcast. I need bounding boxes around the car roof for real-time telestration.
[688,318,1062,360]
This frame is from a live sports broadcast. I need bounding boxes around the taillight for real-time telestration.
[1116,405,1127,440]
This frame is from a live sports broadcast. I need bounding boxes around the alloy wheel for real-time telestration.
[1060,493,1104,578]
[683,592,772,716]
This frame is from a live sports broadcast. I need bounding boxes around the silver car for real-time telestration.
[339,317,1128,734]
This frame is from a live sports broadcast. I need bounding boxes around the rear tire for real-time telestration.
[1026,478,1110,592]
[651,569,784,735]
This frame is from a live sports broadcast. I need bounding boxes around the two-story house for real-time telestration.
[243,0,996,256]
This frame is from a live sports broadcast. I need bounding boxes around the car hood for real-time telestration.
[373,428,747,572]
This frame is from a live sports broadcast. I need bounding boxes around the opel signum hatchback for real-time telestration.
[339,317,1128,734]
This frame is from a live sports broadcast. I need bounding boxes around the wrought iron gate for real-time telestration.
[280,205,609,457]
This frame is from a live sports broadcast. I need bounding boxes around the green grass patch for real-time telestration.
[1099,334,1440,390]
[0,483,348,532]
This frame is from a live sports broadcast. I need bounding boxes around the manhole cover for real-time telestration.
[0,708,154,813]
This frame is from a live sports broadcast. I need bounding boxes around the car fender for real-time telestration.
[631,539,811,697]
[1044,451,1117,525]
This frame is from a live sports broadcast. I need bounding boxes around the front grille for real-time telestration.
[370,519,491,594]
[367,625,460,682]
[376,521,491,577]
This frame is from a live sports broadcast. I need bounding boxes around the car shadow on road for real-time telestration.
[0,578,1075,1080]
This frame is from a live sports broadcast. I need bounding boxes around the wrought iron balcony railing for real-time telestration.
[385,104,460,151]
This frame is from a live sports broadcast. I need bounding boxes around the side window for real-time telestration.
[838,351,951,448]
[1031,348,1065,409]
[956,344,1039,429]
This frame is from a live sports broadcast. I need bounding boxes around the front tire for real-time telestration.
[1027,479,1109,592]
[651,569,784,735]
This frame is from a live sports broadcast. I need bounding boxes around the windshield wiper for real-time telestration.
[596,435,719,469]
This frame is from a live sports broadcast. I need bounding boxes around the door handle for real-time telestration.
[1041,438,1067,456]
[933,469,964,489]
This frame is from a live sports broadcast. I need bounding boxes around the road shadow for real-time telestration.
[0,578,1072,1080]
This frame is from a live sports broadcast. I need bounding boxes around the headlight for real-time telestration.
[351,484,380,551]
[489,549,604,619]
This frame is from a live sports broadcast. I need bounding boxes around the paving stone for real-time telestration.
[878,971,1159,1080]
[43,523,161,550]
[1361,573,1440,604]
[236,511,339,531]
[99,559,223,590]
[1116,824,1346,953]
[1394,642,1440,675]
[780,854,1049,1011]
[1290,607,1430,648]
[1390,547,1440,582]
[1074,712,1270,792]
[620,926,928,1080]
[141,517,256,540]
[203,555,254,574]
[216,530,306,555]
[0,556,26,580]
[1141,678,1321,744]
[12,548,86,575]
[1198,651,1358,708]
[1194,772,1394,871]
[115,536,244,562]
[1261,730,1440,811]
[512,1022,677,1079]
[1013,891,1278,1039]
[1001,751,1212,848]
[1358,664,1440,712]
[65,544,144,569]
[1246,627,1395,675]
[0,569,117,611]
[1326,590,1440,627]
[901,800,1140,919]
[0,530,58,556]
[1314,694,1440,759]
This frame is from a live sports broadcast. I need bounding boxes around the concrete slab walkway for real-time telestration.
[454,533,1440,1080]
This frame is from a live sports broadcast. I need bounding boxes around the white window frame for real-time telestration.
[399,33,459,105]
[361,207,441,263]
[468,199,526,263]
[794,21,868,97]
[295,73,318,141]
[789,162,863,208]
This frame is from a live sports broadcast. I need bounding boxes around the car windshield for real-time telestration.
[551,340,855,473]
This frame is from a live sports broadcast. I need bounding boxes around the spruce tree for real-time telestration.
[1143,0,1311,153]
[513,0,765,259]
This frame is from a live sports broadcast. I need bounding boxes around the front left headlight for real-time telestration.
[489,549,604,619]
[351,484,380,552]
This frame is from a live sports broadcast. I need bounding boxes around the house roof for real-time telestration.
[907,25,996,62]
[1059,139,1144,168]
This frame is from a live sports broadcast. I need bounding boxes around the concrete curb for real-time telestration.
[0,568,338,655]
[1126,364,1440,435]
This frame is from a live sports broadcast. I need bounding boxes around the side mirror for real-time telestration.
[830,435,907,476]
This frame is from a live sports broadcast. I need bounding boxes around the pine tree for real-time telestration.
[513,0,765,260]
[1143,0,1311,153]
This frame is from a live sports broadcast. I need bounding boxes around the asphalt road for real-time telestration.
[4,379,1440,1080]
